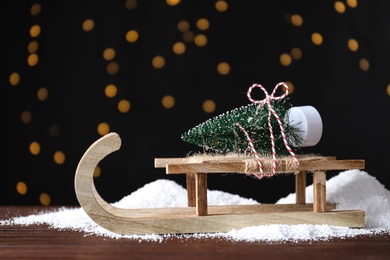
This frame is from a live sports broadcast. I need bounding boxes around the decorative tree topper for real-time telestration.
[181,82,323,178]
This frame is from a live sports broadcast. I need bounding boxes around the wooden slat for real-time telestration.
[163,158,365,175]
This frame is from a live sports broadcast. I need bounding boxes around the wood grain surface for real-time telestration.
[0,206,389,260]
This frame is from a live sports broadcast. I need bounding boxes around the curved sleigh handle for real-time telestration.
[74,132,123,227]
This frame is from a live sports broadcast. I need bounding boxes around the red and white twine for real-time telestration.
[235,82,299,178]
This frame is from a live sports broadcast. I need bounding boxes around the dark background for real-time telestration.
[1,0,390,206]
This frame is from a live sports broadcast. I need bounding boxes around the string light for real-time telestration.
[53,151,66,165]
[105,84,118,98]
[37,87,48,101]
[196,18,210,31]
[311,32,323,45]
[291,14,303,27]
[194,34,207,47]
[39,193,51,206]
[30,3,41,16]
[177,20,190,32]
[348,39,359,52]
[280,53,292,66]
[28,41,39,53]
[334,1,346,13]
[118,99,131,113]
[82,19,94,31]
[162,95,175,109]
[125,0,137,10]
[152,55,165,69]
[93,166,101,178]
[347,0,358,8]
[103,48,116,61]
[9,72,20,86]
[29,142,41,155]
[21,111,32,124]
[202,99,216,113]
[217,62,230,75]
[173,42,186,55]
[97,122,110,136]
[359,58,369,71]
[126,30,139,43]
[107,61,119,75]
[27,53,39,66]
[291,48,302,60]
[215,1,228,12]
[16,181,28,195]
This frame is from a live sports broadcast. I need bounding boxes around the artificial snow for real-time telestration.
[1,170,390,242]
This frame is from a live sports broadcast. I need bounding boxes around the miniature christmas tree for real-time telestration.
[181,83,303,157]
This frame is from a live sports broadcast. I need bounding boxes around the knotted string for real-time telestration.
[234,82,299,178]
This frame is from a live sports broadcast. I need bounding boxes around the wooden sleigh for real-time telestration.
[74,132,366,235]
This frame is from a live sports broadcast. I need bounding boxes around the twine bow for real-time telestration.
[234,82,299,178]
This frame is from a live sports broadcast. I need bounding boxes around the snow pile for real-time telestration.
[1,170,389,242]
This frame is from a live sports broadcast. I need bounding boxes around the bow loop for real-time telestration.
[235,82,299,178]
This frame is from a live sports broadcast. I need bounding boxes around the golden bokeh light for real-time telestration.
[21,111,32,124]
[107,61,119,75]
[285,81,295,94]
[97,122,110,136]
[93,166,101,178]
[359,58,369,71]
[311,32,323,45]
[280,53,292,66]
[217,62,230,75]
[152,55,165,69]
[31,3,41,16]
[387,84,390,96]
[39,193,51,206]
[125,0,137,10]
[53,151,66,165]
[105,84,118,98]
[173,42,186,55]
[291,14,303,27]
[82,19,95,32]
[196,18,210,31]
[29,141,41,155]
[103,48,116,61]
[291,47,302,60]
[203,99,216,113]
[30,24,41,38]
[16,181,28,195]
[347,0,358,8]
[162,95,175,109]
[166,0,181,6]
[215,0,228,12]
[126,30,139,43]
[9,72,20,86]
[27,53,39,66]
[49,124,60,137]
[348,38,359,52]
[28,41,39,53]
[177,20,190,32]
[182,31,195,42]
[118,99,131,113]
[194,34,207,47]
[334,1,346,13]
[37,87,48,101]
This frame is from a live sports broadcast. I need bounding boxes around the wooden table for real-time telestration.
[1,206,389,259]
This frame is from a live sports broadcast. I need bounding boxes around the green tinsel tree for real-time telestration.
[181,98,303,156]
